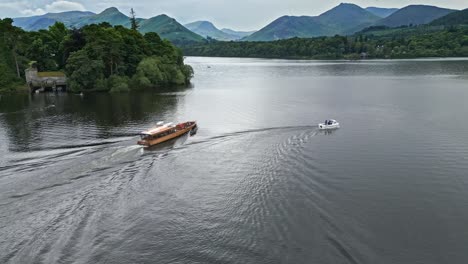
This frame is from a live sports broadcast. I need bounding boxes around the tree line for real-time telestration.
[182,26,468,60]
[0,17,193,93]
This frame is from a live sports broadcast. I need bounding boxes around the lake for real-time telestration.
[1,57,468,263]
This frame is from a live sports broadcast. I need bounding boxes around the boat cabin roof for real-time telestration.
[141,125,174,136]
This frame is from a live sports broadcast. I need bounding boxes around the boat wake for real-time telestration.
[0,121,352,263]
[186,125,319,146]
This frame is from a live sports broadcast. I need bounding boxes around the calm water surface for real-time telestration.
[1,57,468,263]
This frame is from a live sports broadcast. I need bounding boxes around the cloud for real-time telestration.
[21,8,46,16]
[45,0,85,12]
[21,1,86,16]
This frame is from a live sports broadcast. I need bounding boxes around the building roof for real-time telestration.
[37,72,66,78]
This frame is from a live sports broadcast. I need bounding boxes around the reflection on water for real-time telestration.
[1,57,468,264]
[0,92,185,152]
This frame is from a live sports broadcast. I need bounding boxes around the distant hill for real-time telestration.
[244,3,380,41]
[221,28,256,39]
[317,3,380,34]
[242,16,327,41]
[13,7,205,44]
[139,15,205,44]
[27,17,58,31]
[374,5,456,27]
[365,7,399,18]
[184,21,255,41]
[185,21,237,40]
[12,11,95,30]
[72,7,129,27]
[430,8,468,26]
[12,4,462,44]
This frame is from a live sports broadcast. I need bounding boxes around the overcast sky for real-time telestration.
[0,0,467,30]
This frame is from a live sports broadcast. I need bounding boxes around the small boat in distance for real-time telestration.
[318,119,340,129]
[138,121,197,147]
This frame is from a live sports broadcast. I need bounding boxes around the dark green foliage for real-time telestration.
[0,18,193,93]
[65,50,105,92]
[130,8,139,31]
[64,23,192,92]
[24,22,68,70]
[131,56,193,90]
[0,18,28,93]
[183,27,468,59]
[108,75,130,93]
[0,64,21,92]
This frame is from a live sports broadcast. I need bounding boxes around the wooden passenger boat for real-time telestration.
[138,121,197,147]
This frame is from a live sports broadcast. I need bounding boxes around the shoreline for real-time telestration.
[185,55,468,62]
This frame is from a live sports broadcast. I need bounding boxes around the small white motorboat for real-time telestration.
[319,119,340,129]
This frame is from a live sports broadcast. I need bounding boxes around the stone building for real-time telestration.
[25,66,67,93]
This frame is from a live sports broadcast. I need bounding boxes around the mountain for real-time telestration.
[73,7,130,28]
[12,11,95,30]
[365,7,399,18]
[317,3,380,34]
[139,15,205,44]
[13,7,205,44]
[430,8,468,26]
[244,3,380,41]
[185,21,236,40]
[221,28,256,39]
[244,16,329,41]
[27,18,57,31]
[184,21,255,41]
[375,5,456,27]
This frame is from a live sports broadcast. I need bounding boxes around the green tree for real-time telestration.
[130,8,139,31]
[65,50,105,92]
[2,18,25,78]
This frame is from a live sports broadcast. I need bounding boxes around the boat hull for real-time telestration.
[138,123,197,147]
[318,123,340,129]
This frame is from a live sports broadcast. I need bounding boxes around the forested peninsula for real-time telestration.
[0,18,193,94]
[183,26,468,59]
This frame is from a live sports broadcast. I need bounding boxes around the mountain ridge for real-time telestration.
[244,3,381,41]
[185,21,235,40]
[374,5,456,27]
[11,3,464,44]
[184,21,255,40]
[365,7,399,18]
[13,11,95,30]
[221,28,256,39]
[430,8,468,26]
[139,14,205,44]
[13,7,205,44]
